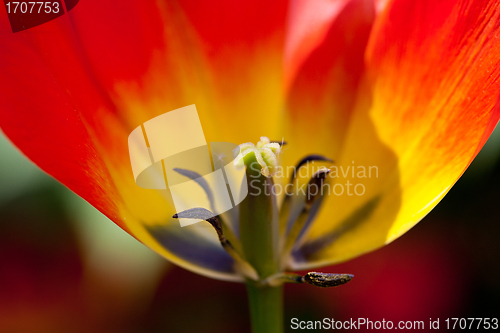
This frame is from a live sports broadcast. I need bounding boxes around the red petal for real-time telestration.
[294,0,500,268]
[282,0,376,169]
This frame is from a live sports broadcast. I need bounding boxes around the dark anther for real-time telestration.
[173,208,259,280]
[173,208,226,244]
[264,271,353,287]
[306,168,331,207]
[302,272,353,288]
[290,154,334,183]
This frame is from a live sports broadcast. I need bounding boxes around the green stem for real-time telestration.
[239,153,283,332]
[246,282,284,333]
[239,154,279,278]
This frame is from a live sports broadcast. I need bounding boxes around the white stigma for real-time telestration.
[233,136,281,177]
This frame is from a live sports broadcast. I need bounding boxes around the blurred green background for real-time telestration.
[0,127,499,333]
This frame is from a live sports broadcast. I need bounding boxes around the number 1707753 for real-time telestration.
[5,2,60,14]
[445,318,498,330]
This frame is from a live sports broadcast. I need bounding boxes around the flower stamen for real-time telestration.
[173,208,259,280]
[262,271,353,288]
[278,154,333,237]
[281,168,331,265]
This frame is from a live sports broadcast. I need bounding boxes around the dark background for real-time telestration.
[0,126,499,333]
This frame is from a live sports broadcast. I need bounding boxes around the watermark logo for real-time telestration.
[3,0,80,33]
[128,105,248,227]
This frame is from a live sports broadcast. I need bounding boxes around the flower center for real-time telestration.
[233,136,281,177]
[174,136,353,288]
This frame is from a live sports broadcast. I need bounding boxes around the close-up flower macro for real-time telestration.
[1,0,500,332]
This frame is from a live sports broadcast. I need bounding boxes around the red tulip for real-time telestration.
[1,0,499,287]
